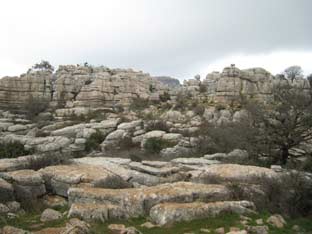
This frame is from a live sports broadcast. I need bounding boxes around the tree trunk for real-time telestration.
[281,147,289,165]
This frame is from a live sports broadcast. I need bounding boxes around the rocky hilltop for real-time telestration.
[0,64,310,113]
[0,65,168,112]
[0,64,311,234]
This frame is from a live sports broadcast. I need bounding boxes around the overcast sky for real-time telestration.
[0,0,311,80]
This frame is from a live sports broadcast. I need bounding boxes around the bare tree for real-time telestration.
[200,84,312,165]
[283,65,303,82]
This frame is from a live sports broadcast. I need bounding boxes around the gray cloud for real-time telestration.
[0,0,311,79]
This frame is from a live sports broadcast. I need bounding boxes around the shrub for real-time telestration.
[24,96,49,120]
[145,120,170,132]
[119,136,139,149]
[199,84,207,93]
[174,92,189,111]
[159,92,171,102]
[143,138,175,154]
[85,131,106,152]
[192,104,205,116]
[0,142,31,159]
[254,173,312,217]
[130,97,150,111]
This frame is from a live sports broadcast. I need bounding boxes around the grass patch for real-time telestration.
[91,214,244,234]
[0,212,68,231]
[1,210,312,234]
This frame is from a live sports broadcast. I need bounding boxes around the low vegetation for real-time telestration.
[143,138,175,154]
[85,131,106,152]
[0,141,31,159]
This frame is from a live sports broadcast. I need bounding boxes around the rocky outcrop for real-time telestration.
[153,76,180,88]
[0,65,168,112]
[190,164,278,184]
[2,170,46,201]
[0,70,52,111]
[54,66,167,108]
[68,182,230,220]
[39,164,131,197]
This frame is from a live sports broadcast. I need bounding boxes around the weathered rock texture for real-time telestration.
[0,65,168,111]
[1,64,309,112]
[0,70,52,111]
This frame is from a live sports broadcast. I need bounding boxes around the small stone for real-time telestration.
[240,215,251,221]
[6,201,21,213]
[40,208,62,222]
[125,226,142,234]
[230,227,240,231]
[247,225,269,234]
[0,204,10,214]
[240,220,248,225]
[1,225,32,234]
[215,227,225,234]
[42,195,68,208]
[200,228,211,233]
[63,218,90,234]
[292,225,300,231]
[267,214,286,228]
[108,224,126,234]
[140,222,157,229]
[226,231,247,234]
[256,219,263,225]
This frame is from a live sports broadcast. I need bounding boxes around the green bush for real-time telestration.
[199,84,207,93]
[0,142,31,159]
[159,92,171,102]
[85,131,106,152]
[130,97,150,111]
[192,103,205,116]
[24,96,50,120]
[143,138,175,154]
[145,120,170,132]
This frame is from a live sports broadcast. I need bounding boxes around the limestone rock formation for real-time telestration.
[0,70,52,111]
[153,76,180,88]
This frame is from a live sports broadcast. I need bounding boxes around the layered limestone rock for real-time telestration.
[185,66,310,104]
[39,164,131,197]
[190,164,278,184]
[0,70,52,111]
[68,182,230,220]
[0,65,167,112]
[54,65,167,108]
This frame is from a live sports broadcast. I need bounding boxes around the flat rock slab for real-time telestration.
[129,162,180,176]
[72,157,184,186]
[190,164,278,184]
[141,161,169,168]
[150,201,256,226]
[68,182,230,219]
[171,158,220,165]
[39,164,129,197]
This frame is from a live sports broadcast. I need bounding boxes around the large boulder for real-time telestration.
[39,164,130,197]
[3,170,46,201]
[0,178,14,202]
[150,201,256,226]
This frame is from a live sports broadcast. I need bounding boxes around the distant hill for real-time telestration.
[153,76,180,88]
